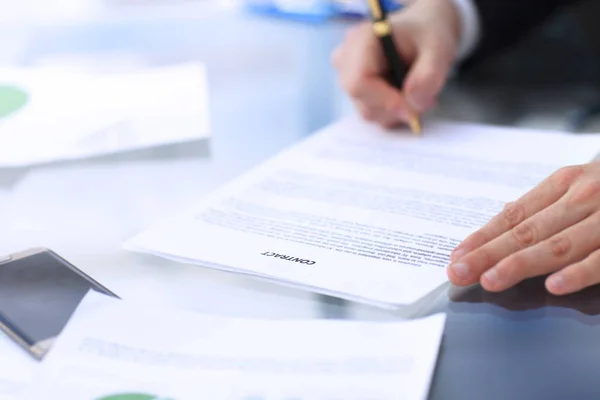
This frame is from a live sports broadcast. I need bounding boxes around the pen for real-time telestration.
[366,0,422,134]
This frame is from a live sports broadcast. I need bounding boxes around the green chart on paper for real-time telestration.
[97,393,174,400]
[0,85,28,118]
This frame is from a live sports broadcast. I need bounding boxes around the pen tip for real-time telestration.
[409,117,422,135]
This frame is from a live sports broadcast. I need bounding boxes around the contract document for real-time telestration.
[27,292,446,400]
[125,117,600,307]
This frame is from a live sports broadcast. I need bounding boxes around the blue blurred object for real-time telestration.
[244,0,334,23]
[333,0,402,17]
[244,0,402,22]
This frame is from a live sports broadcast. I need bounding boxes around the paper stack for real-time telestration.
[124,116,600,308]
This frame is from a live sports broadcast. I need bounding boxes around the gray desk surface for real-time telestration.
[428,279,600,400]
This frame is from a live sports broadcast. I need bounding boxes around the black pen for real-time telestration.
[366,0,421,134]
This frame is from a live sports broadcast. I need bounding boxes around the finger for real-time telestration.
[350,77,411,127]
[481,212,600,292]
[339,23,419,127]
[403,36,453,112]
[332,24,377,72]
[331,44,344,71]
[448,194,589,286]
[344,24,388,79]
[353,98,404,128]
[344,24,362,40]
[545,246,600,296]
[451,165,584,262]
[352,99,376,122]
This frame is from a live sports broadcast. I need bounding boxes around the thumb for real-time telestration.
[402,41,454,113]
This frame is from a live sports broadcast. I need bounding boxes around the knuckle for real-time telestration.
[551,165,585,190]
[568,178,600,207]
[343,80,359,98]
[417,63,439,81]
[501,202,526,228]
[354,100,374,121]
[360,108,376,122]
[473,248,492,270]
[344,77,364,98]
[548,235,571,258]
[407,68,442,95]
[512,222,537,249]
[464,231,488,249]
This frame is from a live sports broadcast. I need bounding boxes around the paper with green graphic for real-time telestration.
[0,85,28,118]
[0,64,209,167]
[25,292,447,400]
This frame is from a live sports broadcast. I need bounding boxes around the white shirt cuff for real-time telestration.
[449,0,481,61]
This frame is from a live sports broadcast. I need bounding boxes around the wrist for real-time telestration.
[448,0,480,61]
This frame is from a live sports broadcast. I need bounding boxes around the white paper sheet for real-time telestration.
[124,117,600,307]
[0,63,209,167]
[0,190,9,223]
[27,291,446,400]
[0,333,38,400]
[5,159,217,243]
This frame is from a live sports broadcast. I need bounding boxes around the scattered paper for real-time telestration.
[0,189,10,222]
[27,291,446,400]
[124,116,600,307]
[0,333,38,400]
[5,159,217,240]
[0,63,209,167]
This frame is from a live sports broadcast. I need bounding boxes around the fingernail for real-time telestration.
[407,91,428,112]
[547,275,566,292]
[450,262,470,278]
[483,269,499,287]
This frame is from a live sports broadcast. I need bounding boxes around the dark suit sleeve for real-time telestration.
[466,0,579,62]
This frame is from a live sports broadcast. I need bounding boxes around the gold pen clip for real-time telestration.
[367,0,391,37]
[372,21,391,37]
[366,0,383,19]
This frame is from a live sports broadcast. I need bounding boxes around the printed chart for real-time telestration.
[0,85,28,119]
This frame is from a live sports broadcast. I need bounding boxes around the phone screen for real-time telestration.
[0,250,115,352]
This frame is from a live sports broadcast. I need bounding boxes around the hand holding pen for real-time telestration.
[332,0,462,132]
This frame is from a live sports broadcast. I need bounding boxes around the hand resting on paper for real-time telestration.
[448,162,600,295]
[331,0,460,129]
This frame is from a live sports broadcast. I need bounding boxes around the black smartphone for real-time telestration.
[0,247,118,360]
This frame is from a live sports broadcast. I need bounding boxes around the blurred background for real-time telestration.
[445,0,600,132]
[2,0,600,144]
